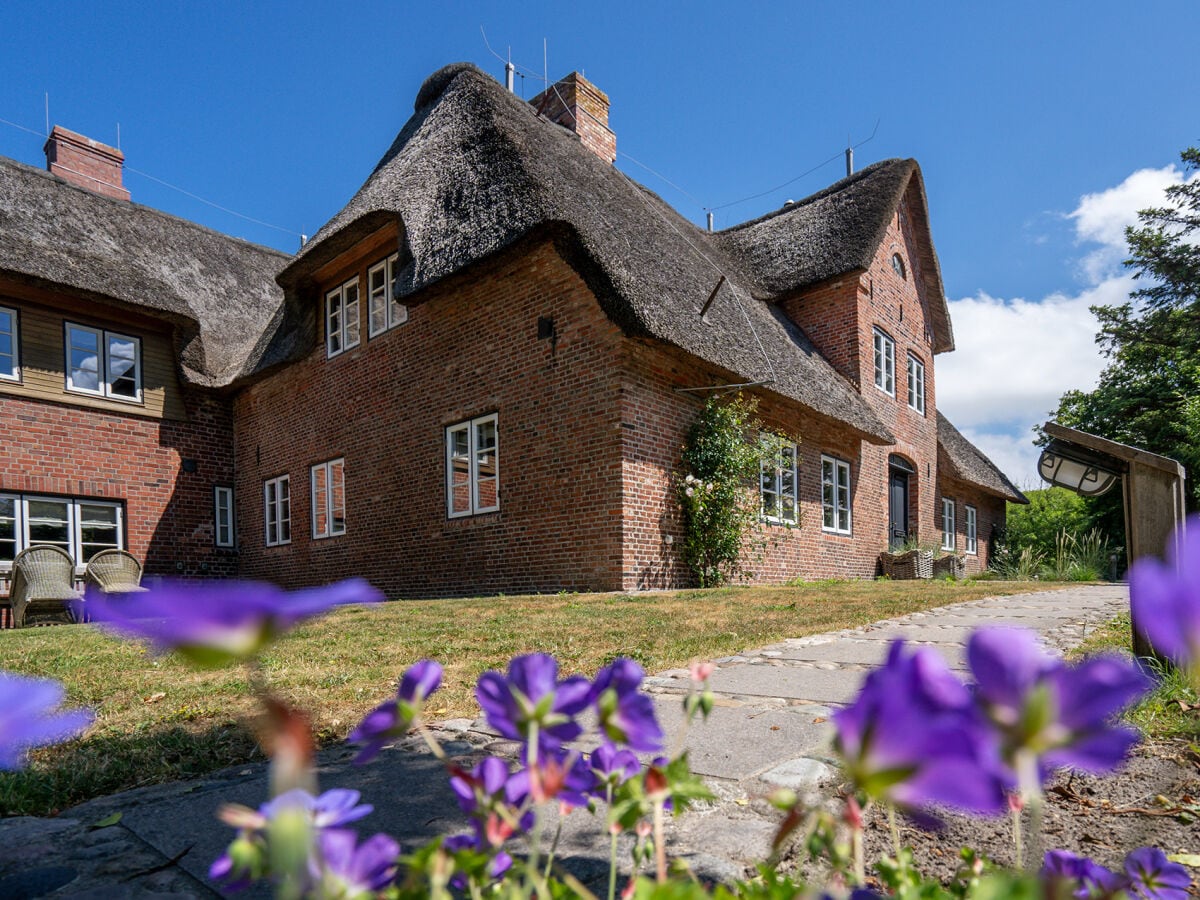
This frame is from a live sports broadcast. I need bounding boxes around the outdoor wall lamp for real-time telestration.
[1037,439,1123,497]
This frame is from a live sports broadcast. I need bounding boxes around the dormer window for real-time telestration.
[891,253,906,279]
[325,277,361,358]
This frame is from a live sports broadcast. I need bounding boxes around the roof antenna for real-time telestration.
[505,47,514,93]
[116,122,121,150]
[543,37,548,85]
[845,137,854,176]
[44,92,50,136]
[706,211,714,232]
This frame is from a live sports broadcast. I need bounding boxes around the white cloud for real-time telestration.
[1070,164,1195,283]
[956,426,1045,494]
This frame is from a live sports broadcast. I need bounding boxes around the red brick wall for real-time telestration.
[233,239,628,597]
[616,339,893,588]
[0,391,237,579]
[937,478,1007,573]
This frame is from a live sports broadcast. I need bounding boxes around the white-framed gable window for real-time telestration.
[907,354,925,415]
[325,277,361,358]
[873,328,895,396]
[965,505,978,555]
[311,458,346,539]
[214,486,235,549]
[65,323,141,401]
[942,498,956,551]
[0,306,19,382]
[367,253,409,337]
[446,414,499,518]
[821,455,851,535]
[264,475,291,547]
[0,493,123,570]
[761,443,798,524]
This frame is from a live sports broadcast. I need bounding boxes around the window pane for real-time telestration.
[368,264,388,335]
[107,335,139,398]
[330,460,345,535]
[327,293,342,354]
[0,495,15,563]
[68,327,100,392]
[343,282,360,347]
[27,498,71,550]
[475,419,497,510]
[312,465,329,537]
[0,309,14,378]
[448,426,471,515]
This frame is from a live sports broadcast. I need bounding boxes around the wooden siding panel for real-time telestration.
[0,299,186,420]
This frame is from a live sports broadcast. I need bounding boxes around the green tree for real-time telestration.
[1003,487,1094,560]
[1047,147,1200,538]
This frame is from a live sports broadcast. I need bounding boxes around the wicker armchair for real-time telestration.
[84,549,148,595]
[10,545,82,628]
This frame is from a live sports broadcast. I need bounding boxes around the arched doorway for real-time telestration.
[888,455,917,550]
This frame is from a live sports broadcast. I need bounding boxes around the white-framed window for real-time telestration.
[65,323,141,401]
[214,486,235,549]
[873,328,895,396]
[891,253,907,279]
[942,498,956,551]
[907,354,925,415]
[965,505,978,555]
[325,277,361,358]
[761,443,798,524]
[446,414,499,518]
[821,455,851,535]
[311,458,346,539]
[0,493,124,570]
[0,305,19,382]
[264,475,291,547]
[367,253,409,337]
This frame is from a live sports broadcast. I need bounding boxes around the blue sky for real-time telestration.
[1,1,1197,485]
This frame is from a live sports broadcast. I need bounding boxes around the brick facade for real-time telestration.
[0,389,236,580]
[234,238,629,597]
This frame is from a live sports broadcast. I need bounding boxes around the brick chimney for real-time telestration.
[531,72,616,165]
[44,126,130,201]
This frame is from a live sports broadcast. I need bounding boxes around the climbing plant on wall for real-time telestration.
[677,395,793,587]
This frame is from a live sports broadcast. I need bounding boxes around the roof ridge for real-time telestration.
[0,154,293,262]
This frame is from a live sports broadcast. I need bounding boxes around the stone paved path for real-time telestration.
[0,585,1129,897]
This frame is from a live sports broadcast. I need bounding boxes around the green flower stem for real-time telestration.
[1012,801,1024,870]
[654,797,668,883]
[852,822,865,885]
[607,783,619,900]
[888,803,901,861]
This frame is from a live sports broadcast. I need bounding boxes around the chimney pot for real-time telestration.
[530,72,616,165]
[44,125,130,201]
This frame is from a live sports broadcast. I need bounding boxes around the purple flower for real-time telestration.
[1124,846,1192,899]
[260,788,374,829]
[590,742,641,789]
[833,641,1009,820]
[476,653,591,758]
[1129,515,1200,673]
[1043,849,1127,897]
[313,829,400,896]
[448,757,534,848]
[349,659,443,764]
[87,579,383,668]
[211,788,374,889]
[0,672,93,770]
[968,627,1152,790]
[591,658,665,752]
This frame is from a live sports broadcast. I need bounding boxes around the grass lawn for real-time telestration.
[0,579,1071,816]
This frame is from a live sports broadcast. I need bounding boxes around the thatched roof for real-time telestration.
[938,412,1028,504]
[716,159,953,354]
[0,156,288,387]
[275,62,899,442]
